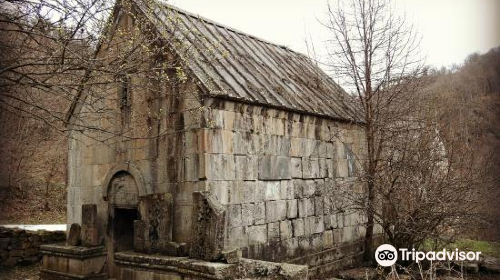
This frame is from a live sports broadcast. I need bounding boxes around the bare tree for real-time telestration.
[323,0,423,259]
[0,0,213,218]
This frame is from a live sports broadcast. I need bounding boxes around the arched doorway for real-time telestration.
[106,171,139,277]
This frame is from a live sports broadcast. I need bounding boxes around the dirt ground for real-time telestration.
[0,263,40,280]
[2,262,500,280]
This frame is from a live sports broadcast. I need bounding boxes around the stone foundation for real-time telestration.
[113,251,308,280]
[39,244,106,280]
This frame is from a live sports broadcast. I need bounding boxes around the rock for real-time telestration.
[481,256,500,273]
[222,248,242,264]
[138,193,174,254]
[189,191,226,261]
[338,267,378,280]
[81,204,99,247]
[165,242,188,257]
[279,262,309,280]
[67,223,81,246]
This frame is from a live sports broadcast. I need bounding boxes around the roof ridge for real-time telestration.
[158,1,306,56]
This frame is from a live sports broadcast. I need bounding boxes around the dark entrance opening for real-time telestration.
[112,208,138,252]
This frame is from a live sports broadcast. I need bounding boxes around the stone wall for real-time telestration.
[189,98,381,269]
[0,227,65,267]
[66,9,204,242]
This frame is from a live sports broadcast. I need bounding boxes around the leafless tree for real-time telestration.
[0,0,211,218]
[323,0,496,256]
[323,0,423,259]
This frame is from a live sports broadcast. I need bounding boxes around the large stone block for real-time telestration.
[227,204,242,228]
[81,204,99,247]
[302,180,316,197]
[190,192,226,261]
[226,226,248,248]
[241,203,255,226]
[207,181,229,205]
[67,223,81,246]
[205,129,232,154]
[319,158,328,178]
[235,155,258,180]
[292,218,305,237]
[254,202,266,225]
[268,222,280,242]
[258,156,291,180]
[286,199,298,219]
[298,198,314,218]
[314,196,324,216]
[138,193,174,254]
[222,110,236,130]
[279,180,294,200]
[248,225,267,245]
[290,138,303,157]
[262,181,280,201]
[232,181,256,204]
[204,154,236,181]
[40,245,106,280]
[280,220,293,239]
[290,157,303,178]
[184,155,199,181]
[302,158,320,179]
[322,230,334,249]
[233,132,248,155]
[265,200,287,223]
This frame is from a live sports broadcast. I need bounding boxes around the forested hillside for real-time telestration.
[427,47,500,240]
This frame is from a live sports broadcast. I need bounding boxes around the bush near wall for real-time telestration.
[0,227,65,267]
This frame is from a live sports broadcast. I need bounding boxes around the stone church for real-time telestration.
[41,0,378,279]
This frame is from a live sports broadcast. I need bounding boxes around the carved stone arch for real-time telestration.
[102,163,147,201]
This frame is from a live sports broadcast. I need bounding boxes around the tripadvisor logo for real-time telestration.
[375,244,398,266]
[375,244,481,267]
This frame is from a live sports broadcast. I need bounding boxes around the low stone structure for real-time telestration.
[52,0,383,279]
[40,244,106,280]
[113,252,308,280]
[0,227,65,267]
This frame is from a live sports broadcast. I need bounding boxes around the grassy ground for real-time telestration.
[423,239,500,258]
[450,239,500,258]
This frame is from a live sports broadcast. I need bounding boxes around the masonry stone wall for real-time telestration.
[66,11,205,245]
[184,98,378,268]
[0,227,65,267]
[67,75,202,245]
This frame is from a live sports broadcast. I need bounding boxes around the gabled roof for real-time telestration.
[134,0,363,123]
[66,0,364,125]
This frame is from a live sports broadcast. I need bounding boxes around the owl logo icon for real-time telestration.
[375,244,398,266]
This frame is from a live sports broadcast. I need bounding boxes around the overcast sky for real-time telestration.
[170,0,500,69]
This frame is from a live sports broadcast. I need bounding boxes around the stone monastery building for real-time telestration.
[41,0,378,279]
